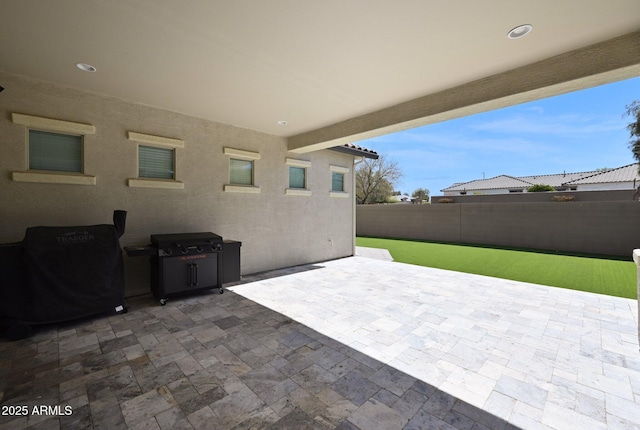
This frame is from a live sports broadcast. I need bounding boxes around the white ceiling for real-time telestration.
[1,1,640,142]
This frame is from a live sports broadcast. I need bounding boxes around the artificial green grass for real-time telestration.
[356,237,637,299]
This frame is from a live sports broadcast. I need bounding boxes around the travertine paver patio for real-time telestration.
[229,255,640,429]
[0,253,638,429]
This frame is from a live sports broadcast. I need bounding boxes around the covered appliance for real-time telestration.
[0,211,128,340]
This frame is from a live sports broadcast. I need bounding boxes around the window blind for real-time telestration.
[29,130,82,172]
[230,159,253,185]
[139,145,174,179]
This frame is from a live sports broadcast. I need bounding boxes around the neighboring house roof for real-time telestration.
[441,166,639,192]
[442,175,534,192]
[330,143,379,159]
[518,171,600,187]
[564,163,640,185]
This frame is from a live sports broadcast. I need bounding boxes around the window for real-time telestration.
[223,147,261,193]
[331,172,344,192]
[127,131,184,189]
[11,113,96,185]
[329,165,349,198]
[139,145,174,179]
[29,130,82,173]
[230,158,253,185]
[289,166,306,189]
[285,158,312,196]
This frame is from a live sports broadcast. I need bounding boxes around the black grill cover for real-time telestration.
[0,243,28,322]
[22,224,125,323]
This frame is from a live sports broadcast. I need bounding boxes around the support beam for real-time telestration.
[288,31,640,153]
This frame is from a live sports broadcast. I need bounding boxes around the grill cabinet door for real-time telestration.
[161,254,219,294]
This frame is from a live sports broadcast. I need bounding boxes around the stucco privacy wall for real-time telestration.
[357,202,640,257]
[431,189,636,204]
[0,72,355,297]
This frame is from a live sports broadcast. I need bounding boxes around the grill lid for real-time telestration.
[150,232,223,248]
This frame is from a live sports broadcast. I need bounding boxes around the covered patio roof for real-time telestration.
[1,1,639,153]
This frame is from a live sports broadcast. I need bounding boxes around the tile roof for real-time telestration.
[330,143,379,159]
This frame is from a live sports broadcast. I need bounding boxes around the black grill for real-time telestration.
[126,231,241,306]
[151,232,223,256]
[149,232,224,305]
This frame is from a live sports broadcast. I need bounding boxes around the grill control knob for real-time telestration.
[196,246,204,253]
[181,247,188,254]
[164,248,173,256]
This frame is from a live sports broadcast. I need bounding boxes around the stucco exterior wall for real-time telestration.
[572,182,637,191]
[357,202,640,257]
[443,188,522,196]
[0,72,356,296]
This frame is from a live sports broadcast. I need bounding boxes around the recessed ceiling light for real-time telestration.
[507,24,533,39]
[277,120,288,125]
[76,63,97,72]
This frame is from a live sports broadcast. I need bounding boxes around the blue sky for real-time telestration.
[356,76,640,197]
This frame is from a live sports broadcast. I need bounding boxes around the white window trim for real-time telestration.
[11,113,97,185]
[329,165,349,173]
[128,178,184,189]
[127,131,184,148]
[286,188,312,196]
[224,184,261,193]
[224,147,261,160]
[285,158,311,168]
[330,191,349,198]
[12,113,95,135]
[127,131,183,189]
[330,165,349,197]
[12,171,96,186]
[224,147,261,193]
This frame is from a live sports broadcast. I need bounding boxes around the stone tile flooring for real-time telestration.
[228,257,640,430]
[0,255,638,429]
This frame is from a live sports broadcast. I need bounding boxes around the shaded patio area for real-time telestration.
[0,255,638,429]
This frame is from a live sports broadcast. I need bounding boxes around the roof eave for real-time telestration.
[329,145,379,159]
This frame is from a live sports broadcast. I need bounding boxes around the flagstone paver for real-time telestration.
[0,254,637,429]
[229,256,640,429]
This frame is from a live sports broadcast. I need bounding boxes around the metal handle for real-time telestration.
[193,263,198,286]
[189,263,198,287]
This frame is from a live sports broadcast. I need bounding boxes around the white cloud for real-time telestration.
[469,113,624,135]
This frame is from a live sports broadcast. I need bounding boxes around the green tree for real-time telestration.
[625,100,640,172]
[527,184,555,192]
[356,156,403,204]
[412,188,430,203]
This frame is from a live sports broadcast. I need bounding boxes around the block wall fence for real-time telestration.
[356,200,640,257]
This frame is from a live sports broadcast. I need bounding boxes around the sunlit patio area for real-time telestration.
[1,253,638,429]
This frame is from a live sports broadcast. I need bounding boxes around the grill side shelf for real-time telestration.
[124,246,155,257]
